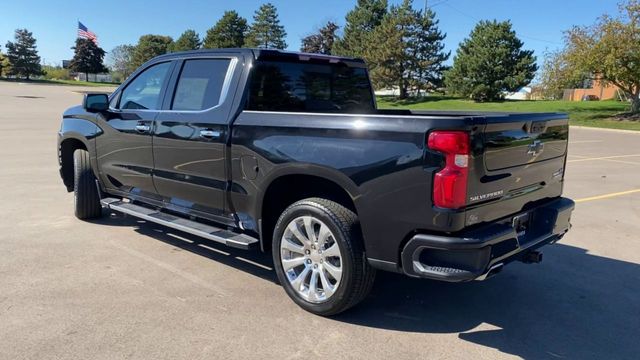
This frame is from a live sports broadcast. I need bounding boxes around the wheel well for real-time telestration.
[60,138,87,191]
[260,175,357,252]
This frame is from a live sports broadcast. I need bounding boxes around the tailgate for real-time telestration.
[465,113,569,225]
[484,117,568,170]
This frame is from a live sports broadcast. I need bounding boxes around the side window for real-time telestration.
[171,59,232,111]
[119,62,172,110]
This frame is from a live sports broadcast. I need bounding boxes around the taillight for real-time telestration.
[427,131,470,209]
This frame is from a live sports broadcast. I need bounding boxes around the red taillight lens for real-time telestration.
[428,131,470,209]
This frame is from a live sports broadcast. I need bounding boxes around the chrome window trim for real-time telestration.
[109,56,239,114]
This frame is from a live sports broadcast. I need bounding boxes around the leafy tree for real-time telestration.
[203,10,248,48]
[562,0,640,112]
[108,44,135,81]
[69,38,108,81]
[300,22,339,54]
[445,20,537,102]
[131,35,173,69]
[246,3,287,49]
[5,29,44,80]
[170,29,201,52]
[366,0,449,98]
[537,50,587,100]
[0,46,10,77]
[333,0,387,58]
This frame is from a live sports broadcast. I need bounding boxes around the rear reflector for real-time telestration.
[428,131,470,209]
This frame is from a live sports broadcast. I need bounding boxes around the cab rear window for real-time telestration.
[246,60,375,113]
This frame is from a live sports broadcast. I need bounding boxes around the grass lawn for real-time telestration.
[0,78,119,87]
[377,96,640,131]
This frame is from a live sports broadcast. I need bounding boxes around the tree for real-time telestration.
[333,0,387,58]
[170,29,201,52]
[537,50,587,100]
[108,44,135,81]
[203,10,248,48]
[5,29,43,80]
[445,20,537,102]
[365,0,449,98]
[69,38,108,81]
[131,35,173,69]
[300,22,339,54]
[0,46,10,77]
[562,0,640,112]
[407,8,450,94]
[246,3,287,49]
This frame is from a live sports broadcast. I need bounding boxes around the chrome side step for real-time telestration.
[100,198,258,250]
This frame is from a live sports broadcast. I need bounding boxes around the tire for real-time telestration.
[73,149,102,220]
[272,198,376,316]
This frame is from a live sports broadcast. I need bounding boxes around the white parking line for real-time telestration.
[567,154,640,163]
[569,140,603,144]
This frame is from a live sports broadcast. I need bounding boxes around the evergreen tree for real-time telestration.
[246,3,287,49]
[131,35,173,69]
[407,8,450,94]
[69,38,108,81]
[300,22,339,54]
[445,20,537,102]
[203,11,248,48]
[366,0,449,98]
[5,29,43,80]
[365,0,414,98]
[170,30,201,52]
[333,0,387,58]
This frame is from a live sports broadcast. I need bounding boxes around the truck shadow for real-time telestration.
[336,244,640,359]
[93,212,639,359]
[91,212,278,284]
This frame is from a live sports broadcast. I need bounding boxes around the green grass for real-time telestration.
[377,96,640,131]
[0,78,119,87]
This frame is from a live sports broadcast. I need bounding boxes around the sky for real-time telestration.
[0,0,620,67]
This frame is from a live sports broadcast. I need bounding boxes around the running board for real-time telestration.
[100,198,258,250]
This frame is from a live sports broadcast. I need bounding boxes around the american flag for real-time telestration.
[77,22,98,45]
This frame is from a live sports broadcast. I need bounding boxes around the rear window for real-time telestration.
[246,60,375,113]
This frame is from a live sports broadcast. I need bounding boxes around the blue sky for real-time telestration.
[0,0,619,66]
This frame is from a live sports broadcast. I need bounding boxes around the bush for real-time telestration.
[43,65,71,80]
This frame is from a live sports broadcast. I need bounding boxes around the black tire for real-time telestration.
[73,149,102,219]
[272,198,376,316]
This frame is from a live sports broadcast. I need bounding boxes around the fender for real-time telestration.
[58,113,102,190]
[257,163,361,206]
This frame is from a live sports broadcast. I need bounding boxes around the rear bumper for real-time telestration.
[400,197,575,281]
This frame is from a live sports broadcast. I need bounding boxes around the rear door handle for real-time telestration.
[200,129,221,139]
[135,123,151,133]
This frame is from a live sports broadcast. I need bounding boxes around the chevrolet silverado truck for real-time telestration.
[58,49,574,315]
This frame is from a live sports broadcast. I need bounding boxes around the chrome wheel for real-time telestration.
[280,215,343,303]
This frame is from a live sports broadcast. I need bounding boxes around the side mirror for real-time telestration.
[83,93,109,112]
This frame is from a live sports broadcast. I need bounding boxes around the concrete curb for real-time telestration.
[570,126,640,134]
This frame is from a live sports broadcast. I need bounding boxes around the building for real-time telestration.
[563,78,621,101]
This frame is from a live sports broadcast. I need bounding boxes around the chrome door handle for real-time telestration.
[199,129,221,139]
[135,123,151,133]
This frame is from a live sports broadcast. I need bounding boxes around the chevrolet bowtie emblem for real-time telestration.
[527,140,544,156]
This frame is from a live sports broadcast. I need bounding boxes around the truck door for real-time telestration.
[96,61,175,200]
[152,55,243,224]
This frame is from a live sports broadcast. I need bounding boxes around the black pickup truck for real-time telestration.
[58,49,574,315]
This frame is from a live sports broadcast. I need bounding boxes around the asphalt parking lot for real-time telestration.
[0,82,638,360]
